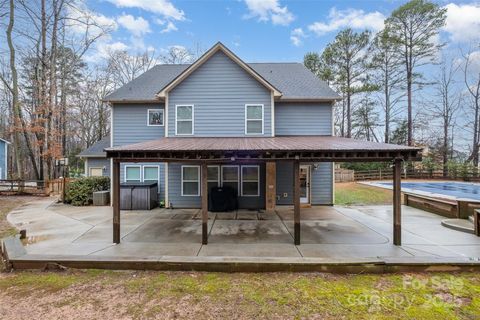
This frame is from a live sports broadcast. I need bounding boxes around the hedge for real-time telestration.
[65,176,110,206]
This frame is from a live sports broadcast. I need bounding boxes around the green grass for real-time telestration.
[0,271,479,319]
[335,182,393,205]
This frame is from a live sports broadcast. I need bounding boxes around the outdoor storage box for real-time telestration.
[120,182,158,210]
[93,190,110,206]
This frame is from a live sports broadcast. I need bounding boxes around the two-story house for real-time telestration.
[102,42,339,210]
[101,42,420,245]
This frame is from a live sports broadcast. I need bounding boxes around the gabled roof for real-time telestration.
[157,42,282,98]
[104,43,340,103]
[77,136,110,158]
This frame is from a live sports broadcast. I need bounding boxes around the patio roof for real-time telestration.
[105,136,422,162]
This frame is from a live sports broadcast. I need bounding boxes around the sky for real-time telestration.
[81,0,480,64]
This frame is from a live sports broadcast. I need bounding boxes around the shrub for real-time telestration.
[65,176,110,206]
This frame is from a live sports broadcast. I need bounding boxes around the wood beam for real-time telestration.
[293,160,300,245]
[201,162,208,245]
[265,161,276,212]
[393,158,402,246]
[112,160,120,244]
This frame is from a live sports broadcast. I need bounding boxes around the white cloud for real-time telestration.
[161,21,178,33]
[117,14,151,37]
[243,0,294,26]
[107,0,185,21]
[84,39,129,63]
[444,3,480,43]
[66,5,117,37]
[290,28,306,46]
[308,8,385,35]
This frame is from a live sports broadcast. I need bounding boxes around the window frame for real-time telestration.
[175,104,194,136]
[207,165,220,187]
[147,109,164,127]
[221,165,239,196]
[89,167,103,177]
[181,165,200,196]
[245,104,264,135]
[125,165,142,182]
[241,165,260,197]
[143,165,160,184]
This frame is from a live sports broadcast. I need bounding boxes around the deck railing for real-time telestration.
[336,168,480,182]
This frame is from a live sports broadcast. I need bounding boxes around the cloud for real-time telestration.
[243,0,294,26]
[84,39,129,63]
[66,4,117,37]
[290,28,306,46]
[107,0,185,21]
[117,14,151,37]
[308,8,385,35]
[443,3,480,43]
[155,19,178,33]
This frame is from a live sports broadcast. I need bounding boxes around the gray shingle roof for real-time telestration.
[104,63,339,102]
[78,136,110,157]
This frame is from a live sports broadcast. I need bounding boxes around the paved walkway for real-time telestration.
[5,198,480,262]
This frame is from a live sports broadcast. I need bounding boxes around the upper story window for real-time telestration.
[176,105,194,135]
[148,109,164,126]
[245,104,264,135]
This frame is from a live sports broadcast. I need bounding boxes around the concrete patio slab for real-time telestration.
[198,243,301,257]
[3,197,480,271]
[208,220,293,243]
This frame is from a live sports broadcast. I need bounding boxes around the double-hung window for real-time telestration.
[245,104,263,135]
[176,105,194,135]
[221,166,239,196]
[125,165,141,182]
[181,165,200,196]
[241,165,260,196]
[143,166,159,184]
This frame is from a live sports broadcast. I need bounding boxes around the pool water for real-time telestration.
[379,181,480,201]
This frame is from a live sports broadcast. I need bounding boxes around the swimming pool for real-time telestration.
[375,181,480,201]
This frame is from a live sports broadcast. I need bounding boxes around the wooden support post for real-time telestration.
[112,160,120,244]
[265,161,276,212]
[201,162,208,245]
[393,158,402,246]
[293,159,301,245]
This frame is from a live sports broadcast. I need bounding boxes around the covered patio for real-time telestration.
[106,136,422,247]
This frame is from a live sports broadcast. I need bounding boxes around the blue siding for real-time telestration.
[275,102,333,136]
[0,141,6,179]
[112,103,166,201]
[86,158,110,177]
[112,103,165,147]
[168,163,266,209]
[276,162,333,205]
[168,51,272,137]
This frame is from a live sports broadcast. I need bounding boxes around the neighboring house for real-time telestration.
[0,138,9,180]
[77,136,111,177]
[101,42,340,209]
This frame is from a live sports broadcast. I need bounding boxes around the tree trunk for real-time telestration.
[6,0,25,180]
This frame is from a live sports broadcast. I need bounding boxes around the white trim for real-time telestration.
[175,104,194,136]
[221,165,239,196]
[165,93,169,137]
[207,165,220,187]
[4,141,8,179]
[124,165,142,182]
[143,165,160,185]
[271,92,275,137]
[147,109,164,126]
[300,165,311,204]
[245,104,264,135]
[241,165,260,197]
[110,104,114,204]
[165,163,169,207]
[181,165,200,196]
[84,158,88,177]
[157,43,282,98]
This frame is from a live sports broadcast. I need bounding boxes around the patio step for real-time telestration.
[441,218,475,234]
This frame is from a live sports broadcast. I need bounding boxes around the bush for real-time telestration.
[65,176,110,206]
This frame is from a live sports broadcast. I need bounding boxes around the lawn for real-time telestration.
[1,190,479,319]
[335,182,394,205]
[0,270,479,319]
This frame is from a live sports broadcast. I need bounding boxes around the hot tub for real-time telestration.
[120,182,158,210]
